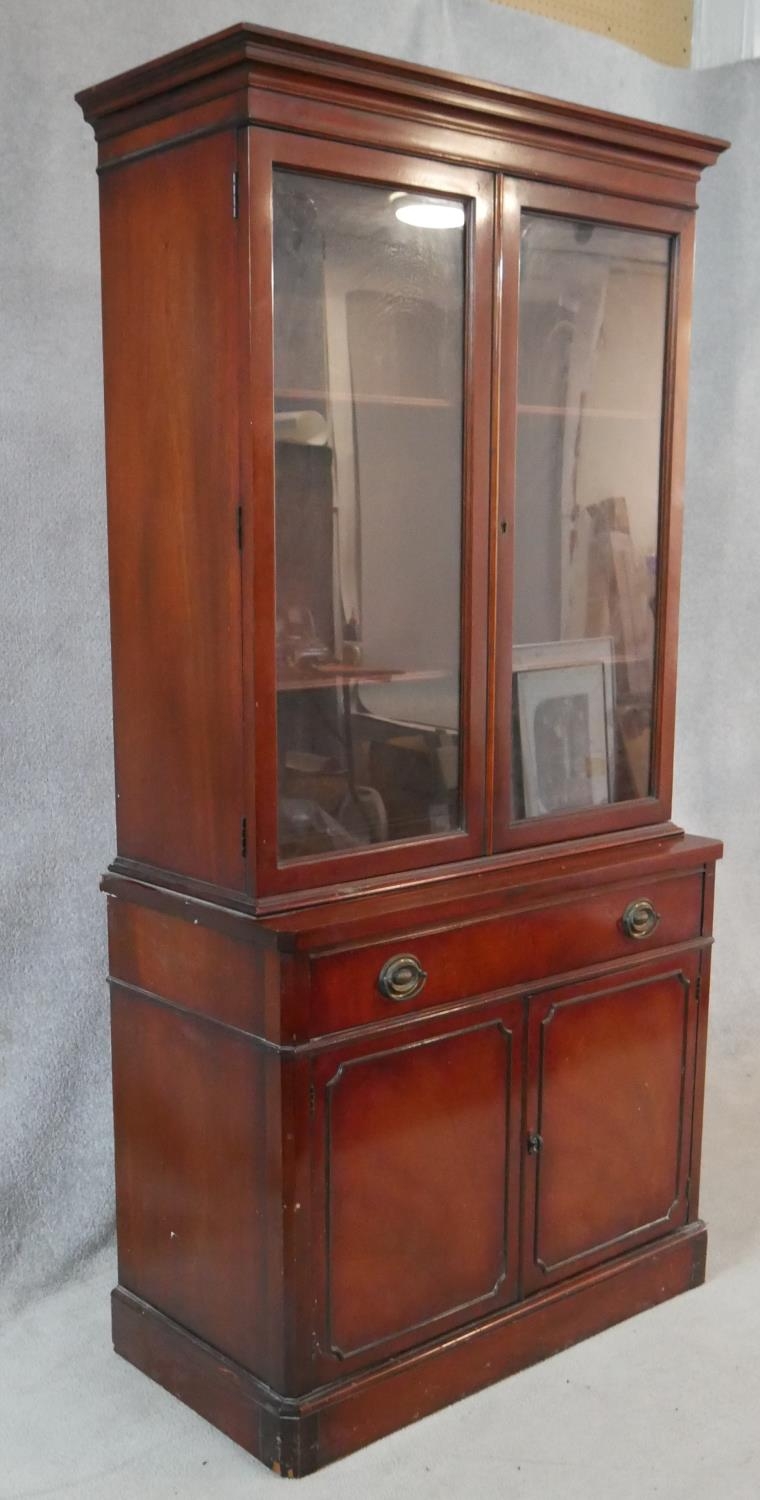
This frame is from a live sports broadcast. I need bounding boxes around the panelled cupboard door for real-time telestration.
[493,180,695,852]
[522,953,700,1293]
[308,1001,524,1375]
[246,130,494,897]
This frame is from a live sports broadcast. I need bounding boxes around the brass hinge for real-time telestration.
[232,169,239,220]
[241,816,247,858]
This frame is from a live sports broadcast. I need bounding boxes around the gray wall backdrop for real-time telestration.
[0,0,754,1305]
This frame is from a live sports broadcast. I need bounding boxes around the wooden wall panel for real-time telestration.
[488,0,693,66]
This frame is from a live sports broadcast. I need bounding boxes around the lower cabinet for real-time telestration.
[308,952,701,1376]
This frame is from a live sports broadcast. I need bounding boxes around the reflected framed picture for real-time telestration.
[513,638,615,819]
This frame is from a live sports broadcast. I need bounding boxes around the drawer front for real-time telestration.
[309,872,704,1033]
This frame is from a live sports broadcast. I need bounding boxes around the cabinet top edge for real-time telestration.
[75,21,729,169]
[102,831,723,949]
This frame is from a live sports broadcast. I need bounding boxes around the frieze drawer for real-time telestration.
[309,872,704,1033]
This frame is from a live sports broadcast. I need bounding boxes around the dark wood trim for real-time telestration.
[509,180,692,231]
[103,831,722,944]
[89,89,719,210]
[461,161,496,858]
[258,826,713,924]
[281,1048,314,1391]
[108,934,712,1057]
[76,23,727,177]
[304,939,711,1049]
[500,799,673,852]
[651,213,695,820]
[101,873,278,946]
[104,859,261,920]
[246,93,711,211]
[108,980,283,1054]
[687,940,713,1220]
[309,870,705,963]
[236,123,255,898]
[484,174,504,853]
[112,1219,708,1476]
[92,94,245,172]
[492,177,521,844]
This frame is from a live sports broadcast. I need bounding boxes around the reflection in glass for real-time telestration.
[512,215,670,821]
[272,171,466,861]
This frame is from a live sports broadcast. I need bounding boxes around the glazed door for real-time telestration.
[308,1000,524,1377]
[522,954,700,1293]
[493,181,694,850]
[248,131,494,897]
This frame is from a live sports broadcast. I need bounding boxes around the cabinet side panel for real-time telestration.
[107,896,270,1037]
[99,131,244,889]
[111,987,280,1384]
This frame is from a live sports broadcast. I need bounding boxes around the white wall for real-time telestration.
[693,0,760,65]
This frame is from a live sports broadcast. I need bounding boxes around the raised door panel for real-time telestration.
[309,1002,524,1375]
[523,955,699,1292]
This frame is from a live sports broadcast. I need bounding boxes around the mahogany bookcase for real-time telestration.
[77,24,727,1477]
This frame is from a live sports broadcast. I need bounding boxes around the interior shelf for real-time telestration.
[275,394,657,417]
[277,665,452,692]
[517,404,659,419]
[275,387,454,409]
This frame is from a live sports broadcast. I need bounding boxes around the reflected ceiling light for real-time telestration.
[392,194,465,229]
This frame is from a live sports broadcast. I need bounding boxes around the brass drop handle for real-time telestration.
[621,898,661,940]
[377,954,428,1002]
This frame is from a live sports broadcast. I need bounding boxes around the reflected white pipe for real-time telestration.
[394,199,465,229]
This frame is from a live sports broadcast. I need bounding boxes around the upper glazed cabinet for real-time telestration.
[79,25,725,906]
[259,144,686,892]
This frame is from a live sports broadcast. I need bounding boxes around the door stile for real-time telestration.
[491,179,522,848]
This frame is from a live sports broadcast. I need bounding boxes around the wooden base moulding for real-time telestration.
[113,1222,707,1478]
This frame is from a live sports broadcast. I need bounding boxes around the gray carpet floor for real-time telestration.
[2,1050,758,1500]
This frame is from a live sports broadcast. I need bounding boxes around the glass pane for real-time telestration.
[272,170,466,861]
[511,214,670,822]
